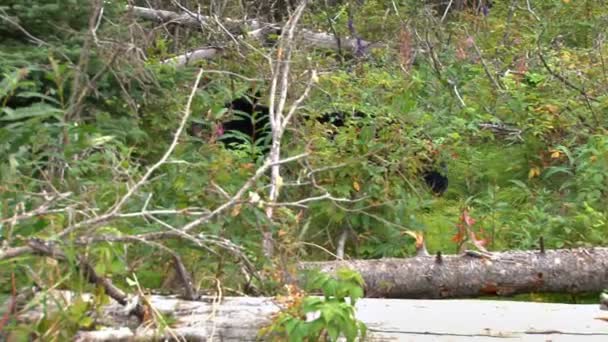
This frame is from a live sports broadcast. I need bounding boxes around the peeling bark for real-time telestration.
[300,247,608,298]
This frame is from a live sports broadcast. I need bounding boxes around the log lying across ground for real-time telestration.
[7,292,608,341]
[129,6,376,66]
[300,247,608,298]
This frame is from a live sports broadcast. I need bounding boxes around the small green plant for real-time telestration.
[261,268,367,341]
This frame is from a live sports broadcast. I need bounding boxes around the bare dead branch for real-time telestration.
[525,0,541,22]
[27,239,146,320]
[267,1,308,193]
[537,30,598,102]
[65,0,105,124]
[126,237,197,300]
[467,33,503,91]
[0,192,71,225]
[56,68,205,239]
[179,152,308,234]
[0,9,49,46]
[0,246,35,261]
[107,68,204,213]
[76,230,261,287]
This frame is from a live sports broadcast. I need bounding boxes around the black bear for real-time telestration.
[422,165,449,195]
[315,110,449,196]
[203,94,448,195]
[217,94,271,155]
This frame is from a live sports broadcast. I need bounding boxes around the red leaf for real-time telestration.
[451,231,464,243]
[461,209,476,226]
[471,231,487,246]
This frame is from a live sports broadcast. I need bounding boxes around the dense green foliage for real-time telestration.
[2,0,608,338]
[261,268,366,341]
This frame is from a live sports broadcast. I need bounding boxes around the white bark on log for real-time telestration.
[299,29,374,54]
[300,247,608,298]
[161,48,220,66]
[8,291,608,341]
[128,6,207,27]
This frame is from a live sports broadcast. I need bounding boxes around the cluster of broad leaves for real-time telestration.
[260,268,367,342]
[2,0,608,332]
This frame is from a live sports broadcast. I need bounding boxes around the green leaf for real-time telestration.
[285,317,301,335]
[16,91,61,105]
[327,324,340,341]
[0,103,63,122]
[302,297,324,312]
[543,166,573,179]
[125,277,137,287]
[78,316,94,328]
[320,303,339,323]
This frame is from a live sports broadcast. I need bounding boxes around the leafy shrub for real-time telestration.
[261,268,367,342]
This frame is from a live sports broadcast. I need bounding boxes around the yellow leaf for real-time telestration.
[563,0,570,3]
[551,151,561,159]
[528,167,540,179]
[353,180,361,192]
[545,104,559,114]
[231,204,242,217]
[295,210,304,223]
[276,175,284,189]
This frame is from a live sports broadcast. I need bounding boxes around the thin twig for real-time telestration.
[468,33,503,90]
[0,193,72,225]
[128,237,197,300]
[440,0,454,23]
[0,10,49,46]
[525,0,541,21]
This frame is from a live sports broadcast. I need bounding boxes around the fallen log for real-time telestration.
[5,291,608,341]
[129,6,376,66]
[299,247,608,298]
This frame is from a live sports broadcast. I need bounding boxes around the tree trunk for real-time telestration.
[299,247,608,298]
